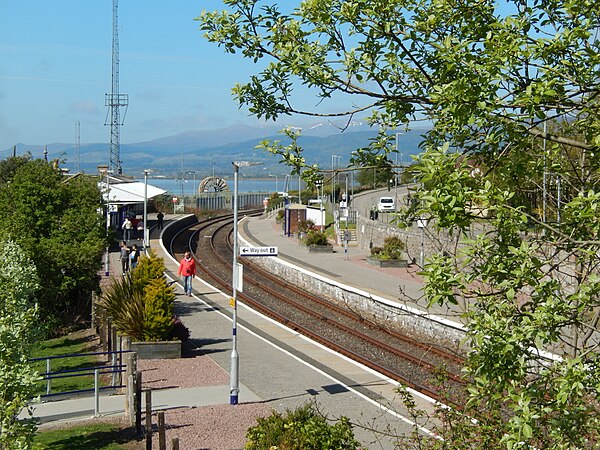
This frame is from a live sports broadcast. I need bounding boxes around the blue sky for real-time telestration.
[0,0,288,151]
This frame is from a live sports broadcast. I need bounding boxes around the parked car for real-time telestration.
[377,196,395,213]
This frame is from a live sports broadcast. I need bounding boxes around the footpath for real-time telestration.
[27,214,261,426]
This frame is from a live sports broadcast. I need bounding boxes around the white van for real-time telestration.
[377,196,395,212]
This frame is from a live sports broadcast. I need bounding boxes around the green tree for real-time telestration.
[200,1,600,447]
[0,238,40,448]
[0,158,106,330]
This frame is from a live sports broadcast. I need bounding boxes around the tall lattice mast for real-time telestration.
[105,0,128,175]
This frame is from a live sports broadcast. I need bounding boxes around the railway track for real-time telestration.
[169,213,466,405]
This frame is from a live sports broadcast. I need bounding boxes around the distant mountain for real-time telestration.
[1,123,428,178]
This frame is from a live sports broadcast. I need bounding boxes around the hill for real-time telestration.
[1,123,427,178]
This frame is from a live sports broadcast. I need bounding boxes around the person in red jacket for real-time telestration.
[178,251,196,296]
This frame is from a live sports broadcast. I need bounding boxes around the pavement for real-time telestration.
[26,211,453,445]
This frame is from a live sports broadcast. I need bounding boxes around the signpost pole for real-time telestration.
[230,162,240,405]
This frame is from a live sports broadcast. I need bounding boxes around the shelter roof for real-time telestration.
[99,180,167,205]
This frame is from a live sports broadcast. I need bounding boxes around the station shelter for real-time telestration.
[98,173,167,234]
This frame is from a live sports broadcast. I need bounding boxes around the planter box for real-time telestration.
[367,256,409,268]
[130,341,181,359]
[305,244,334,253]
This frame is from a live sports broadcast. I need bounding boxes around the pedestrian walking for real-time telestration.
[122,217,133,241]
[157,211,164,230]
[129,244,140,270]
[120,241,130,275]
[177,251,196,296]
[137,220,144,241]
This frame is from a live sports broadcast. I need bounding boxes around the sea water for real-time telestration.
[139,178,292,196]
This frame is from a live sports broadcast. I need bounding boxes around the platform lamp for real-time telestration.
[230,160,262,406]
[98,165,112,276]
[143,169,151,249]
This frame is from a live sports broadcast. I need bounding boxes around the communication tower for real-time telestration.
[104,0,128,175]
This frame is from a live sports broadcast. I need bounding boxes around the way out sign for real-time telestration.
[239,246,278,257]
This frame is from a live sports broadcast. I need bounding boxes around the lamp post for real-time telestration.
[230,160,262,406]
[98,165,112,276]
[316,179,325,230]
[331,154,341,204]
[143,169,151,248]
[417,217,428,266]
[184,170,197,198]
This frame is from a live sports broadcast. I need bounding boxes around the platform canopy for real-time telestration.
[99,179,167,205]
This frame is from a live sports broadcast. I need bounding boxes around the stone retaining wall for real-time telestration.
[239,233,466,351]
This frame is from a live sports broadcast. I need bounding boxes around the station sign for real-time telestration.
[239,246,278,257]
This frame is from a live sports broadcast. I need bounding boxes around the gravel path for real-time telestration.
[137,356,273,450]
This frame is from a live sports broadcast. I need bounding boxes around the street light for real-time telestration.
[230,160,262,406]
[331,154,341,204]
[143,169,151,249]
[184,170,197,198]
[98,165,113,276]
[315,179,325,230]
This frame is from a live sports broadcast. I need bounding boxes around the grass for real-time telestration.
[29,330,107,397]
[30,330,142,449]
[33,422,141,449]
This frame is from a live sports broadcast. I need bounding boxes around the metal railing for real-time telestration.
[30,350,133,398]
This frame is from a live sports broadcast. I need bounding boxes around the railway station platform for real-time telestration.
[238,213,463,326]
[30,212,444,447]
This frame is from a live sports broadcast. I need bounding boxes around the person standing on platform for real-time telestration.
[157,211,164,230]
[120,241,130,275]
[130,216,140,238]
[122,217,133,241]
[129,244,140,270]
[177,251,196,296]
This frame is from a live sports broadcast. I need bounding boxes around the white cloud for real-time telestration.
[69,101,101,115]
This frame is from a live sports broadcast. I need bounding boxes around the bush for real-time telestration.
[245,402,361,450]
[297,219,316,233]
[370,237,406,260]
[370,246,383,256]
[382,236,405,259]
[142,278,175,342]
[132,251,167,287]
[96,273,145,340]
[303,230,329,246]
[97,251,185,342]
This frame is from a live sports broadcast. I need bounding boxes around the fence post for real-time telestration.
[104,318,111,353]
[111,324,118,357]
[125,351,136,424]
[158,411,166,450]
[126,374,135,425]
[145,389,152,450]
[46,359,51,395]
[94,369,100,416]
[111,352,118,387]
[171,437,179,450]
[136,371,143,436]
